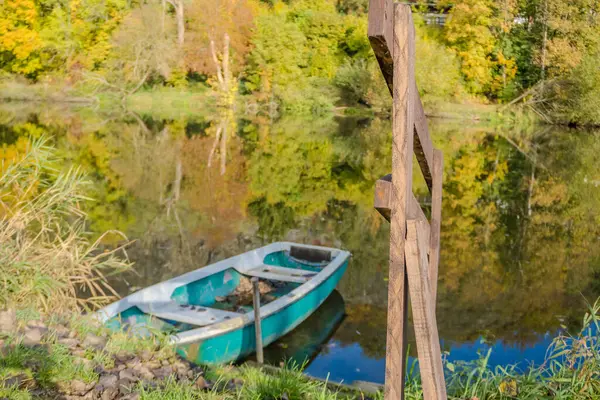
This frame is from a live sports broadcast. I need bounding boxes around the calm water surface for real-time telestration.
[2,103,600,384]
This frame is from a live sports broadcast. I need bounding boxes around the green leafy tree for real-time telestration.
[39,0,129,73]
[551,51,600,125]
[244,10,309,97]
[442,0,498,94]
[415,26,463,104]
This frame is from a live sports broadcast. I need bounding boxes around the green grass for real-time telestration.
[123,87,216,119]
[0,313,176,397]
[138,378,229,400]
[0,385,32,400]
[3,301,600,399]
[415,298,600,400]
[0,78,94,104]
[60,313,177,366]
[0,77,217,120]
[0,313,345,399]
[238,362,339,400]
[0,339,98,391]
[424,99,539,127]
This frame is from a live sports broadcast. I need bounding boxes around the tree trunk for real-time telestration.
[220,119,227,176]
[166,0,185,46]
[223,34,231,93]
[540,0,548,83]
[161,0,166,34]
[210,39,224,88]
[527,163,536,217]
[175,0,185,47]
[210,33,231,95]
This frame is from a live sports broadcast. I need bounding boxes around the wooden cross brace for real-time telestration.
[368,1,447,399]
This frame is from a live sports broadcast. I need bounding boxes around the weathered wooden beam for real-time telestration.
[374,175,430,247]
[428,150,443,308]
[405,219,447,400]
[368,0,434,192]
[413,90,434,191]
[368,0,394,95]
[367,0,435,193]
[383,4,414,400]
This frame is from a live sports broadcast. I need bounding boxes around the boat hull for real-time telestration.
[177,259,348,365]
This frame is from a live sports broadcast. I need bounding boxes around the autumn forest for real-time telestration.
[1,0,600,125]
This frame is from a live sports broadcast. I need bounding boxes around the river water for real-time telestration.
[2,103,599,384]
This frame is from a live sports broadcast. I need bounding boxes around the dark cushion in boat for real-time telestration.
[290,246,332,264]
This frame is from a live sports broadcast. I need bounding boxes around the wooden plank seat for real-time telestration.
[243,265,317,284]
[136,302,240,326]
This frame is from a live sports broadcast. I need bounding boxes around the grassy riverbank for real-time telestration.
[0,310,356,400]
[0,78,536,128]
[2,302,600,399]
[0,80,217,119]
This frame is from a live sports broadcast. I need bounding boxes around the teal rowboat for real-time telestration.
[96,242,351,365]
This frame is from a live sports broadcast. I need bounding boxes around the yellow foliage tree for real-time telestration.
[0,0,43,75]
[443,0,517,96]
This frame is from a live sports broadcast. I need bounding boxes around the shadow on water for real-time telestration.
[240,290,346,368]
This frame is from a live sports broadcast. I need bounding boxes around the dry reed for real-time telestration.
[0,138,131,313]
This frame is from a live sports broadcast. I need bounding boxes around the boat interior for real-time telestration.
[105,246,334,333]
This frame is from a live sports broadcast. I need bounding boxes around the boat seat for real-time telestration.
[243,264,317,284]
[136,302,240,326]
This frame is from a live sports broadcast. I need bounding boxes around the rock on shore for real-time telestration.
[0,312,237,399]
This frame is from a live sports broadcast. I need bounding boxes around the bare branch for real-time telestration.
[223,33,230,90]
[128,70,151,96]
[82,72,126,94]
[210,39,225,87]
[208,123,223,168]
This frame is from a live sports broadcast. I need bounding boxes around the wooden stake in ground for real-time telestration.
[252,277,264,364]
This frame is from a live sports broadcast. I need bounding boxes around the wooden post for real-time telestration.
[368,0,394,95]
[369,1,447,399]
[428,150,443,307]
[405,220,447,399]
[252,277,264,364]
[380,5,415,400]
[385,4,414,399]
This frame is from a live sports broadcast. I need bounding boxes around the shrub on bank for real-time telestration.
[552,51,600,126]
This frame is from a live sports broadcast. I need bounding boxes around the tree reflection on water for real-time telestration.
[1,104,599,377]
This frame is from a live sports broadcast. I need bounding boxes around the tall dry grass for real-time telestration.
[0,138,130,313]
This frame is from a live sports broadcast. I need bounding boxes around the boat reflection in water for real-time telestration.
[255,290,346,367]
